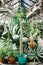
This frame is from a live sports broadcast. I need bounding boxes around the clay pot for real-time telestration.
[0,59,5,63]
[9,57,16,64]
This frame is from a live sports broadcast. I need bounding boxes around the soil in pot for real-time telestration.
[9,57,16,64]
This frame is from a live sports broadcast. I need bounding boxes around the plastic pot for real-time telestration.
[0,58,8,64]
[0,25,4,31]
[18,54,27,65]
[0,25,4,37]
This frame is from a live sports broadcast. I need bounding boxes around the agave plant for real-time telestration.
[27,46,43,63]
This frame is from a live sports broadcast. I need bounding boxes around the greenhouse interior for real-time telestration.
[0,0,43,65]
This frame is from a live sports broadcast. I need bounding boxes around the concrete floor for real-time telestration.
[0,62,43,65]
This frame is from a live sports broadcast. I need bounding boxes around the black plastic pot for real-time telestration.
[0,58,8,64]
[0,25,4,37]
[3,58,8,64]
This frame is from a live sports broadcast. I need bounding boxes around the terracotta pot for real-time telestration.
[0,59,5,63]
[9,57,16,64]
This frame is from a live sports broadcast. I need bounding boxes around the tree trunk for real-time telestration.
[19,18,23,56]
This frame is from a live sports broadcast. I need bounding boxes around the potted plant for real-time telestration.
[1,36,19,64]
[7,50,19,64]
[27,27,42,64]
[2,24,19,64]
[16,11,27,65]
[0,46,7,63]
[28,27,40,49]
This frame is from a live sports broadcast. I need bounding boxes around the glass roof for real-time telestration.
[0,0,41,19]
[0,0,43,25]
[0,0,39,12]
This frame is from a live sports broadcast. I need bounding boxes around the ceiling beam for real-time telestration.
[32,0,36,3]
[22,0,32,7]
[27,3,40,18]
[11,1,20,6]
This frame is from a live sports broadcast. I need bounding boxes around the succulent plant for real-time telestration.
[27,46,43,63]
[7,50,19,58]
[0,46,7,59]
